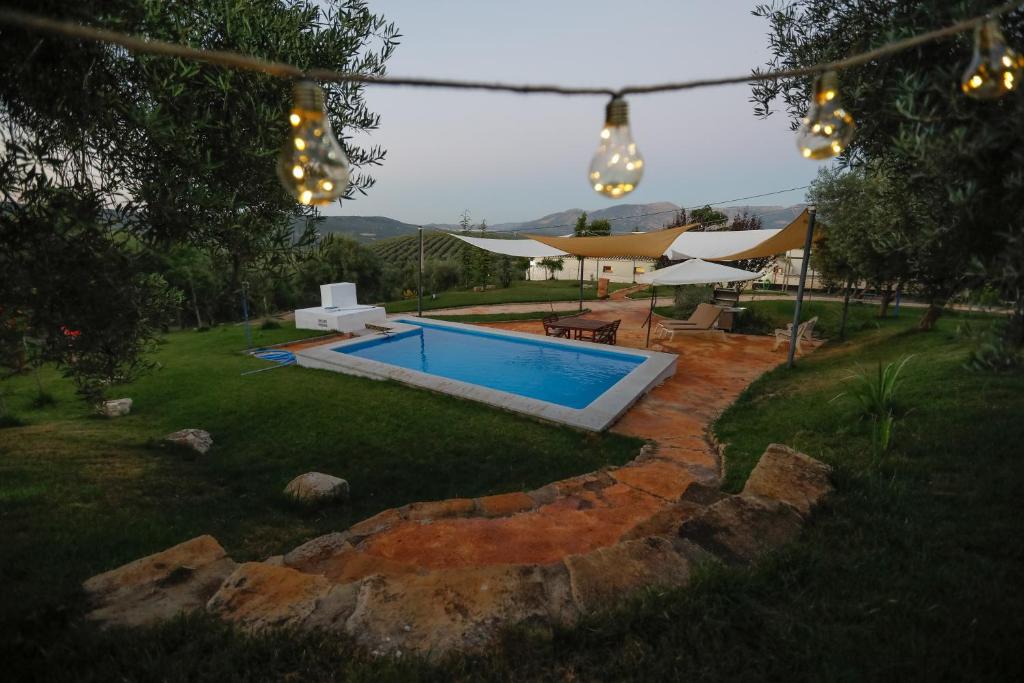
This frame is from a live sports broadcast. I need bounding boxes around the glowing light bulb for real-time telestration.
[277,80,350,205]
[795,70,856,160]
[589,96,643,198]
[961,18,1022,99]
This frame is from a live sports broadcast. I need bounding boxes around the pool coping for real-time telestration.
[293,316,678,432]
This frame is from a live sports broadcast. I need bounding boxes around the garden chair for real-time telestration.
[772,316,820,353]
[594,319,621,345]
[542,315,569,338]
[655,303,723,341]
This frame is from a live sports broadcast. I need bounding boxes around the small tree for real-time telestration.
[538,258,565,280]
[690,205,728,229]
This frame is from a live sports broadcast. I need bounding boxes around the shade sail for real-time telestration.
[663,208,820,262]
[637,258,761,286]
[665,228,783,260]
[450,234,567,258]
[525,223,696,258]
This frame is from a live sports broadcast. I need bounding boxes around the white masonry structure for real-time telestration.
[294,282,386,333]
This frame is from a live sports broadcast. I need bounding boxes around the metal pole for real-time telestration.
[646,286,656,347]
[787,207,817,369]
[578,256,584,311]
[417,227,424,317]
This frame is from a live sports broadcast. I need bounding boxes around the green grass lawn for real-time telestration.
[3,307,1022,680]
[0,323,642,674]
[382,279,630,313]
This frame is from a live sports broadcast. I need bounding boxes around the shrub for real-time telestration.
[734,307,774,335]
[31,391,57,409]
[0,413,26,429]
[672,285,714,318]
[260,320,282,330]
[832,355,914,454]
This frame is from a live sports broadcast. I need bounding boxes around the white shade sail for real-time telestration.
[451,234,567,258]
[637,258,761,286]
[663,228,783,261]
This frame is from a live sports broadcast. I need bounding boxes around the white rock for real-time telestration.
[164,428,213,454]
[285,472,350,503]
[101,398,132,418]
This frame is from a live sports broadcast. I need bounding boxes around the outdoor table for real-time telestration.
[548,316,613,341]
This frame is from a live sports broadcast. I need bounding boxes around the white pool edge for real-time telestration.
[293,316,677,432]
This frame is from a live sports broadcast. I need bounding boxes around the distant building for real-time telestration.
[528,256,656,284]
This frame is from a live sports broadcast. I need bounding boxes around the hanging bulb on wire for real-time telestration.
[277,80,350,205]
[961,18,1022,99]
[589,96,643,198]
[795,70,856,160]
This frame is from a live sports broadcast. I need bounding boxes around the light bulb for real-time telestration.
[961,18,1022,99]
[589,96,643,198]
[277,80,350,205]
[795,70,856,160]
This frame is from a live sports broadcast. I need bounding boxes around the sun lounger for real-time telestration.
[655,303,723,340]
[772,316,820,353]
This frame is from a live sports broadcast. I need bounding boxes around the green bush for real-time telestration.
[734,306,775,335]
[259,320,282,330]
[672,285,714,318]
[30,391,57,409]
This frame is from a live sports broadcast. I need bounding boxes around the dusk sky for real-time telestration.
[335,1,832,225]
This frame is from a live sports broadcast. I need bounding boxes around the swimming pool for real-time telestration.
[333,320,642,409]
[294,317,677,431]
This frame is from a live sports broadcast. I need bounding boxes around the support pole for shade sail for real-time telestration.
[787,206,817,369]
[578,256,584,311]
[645,286,657,347]
[417,227,424,317]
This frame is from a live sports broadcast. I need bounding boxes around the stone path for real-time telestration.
[85,299,825,657]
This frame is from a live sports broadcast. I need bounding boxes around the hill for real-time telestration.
[326,202,805,253]
[423,202,804,234]
[370,231,471,263]
[310,215,421,243]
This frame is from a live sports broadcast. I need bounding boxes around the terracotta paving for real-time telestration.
[292,301,792,582]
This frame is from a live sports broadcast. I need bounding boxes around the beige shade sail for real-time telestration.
[524,223,696,258]
[708,208,822,262]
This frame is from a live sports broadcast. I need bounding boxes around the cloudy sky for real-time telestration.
[334,0,829,224]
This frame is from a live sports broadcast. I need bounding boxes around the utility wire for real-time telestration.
[0,3,1020,98]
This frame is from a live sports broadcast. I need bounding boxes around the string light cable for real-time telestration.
[1,3,1021,204]
[0,4,1018,96]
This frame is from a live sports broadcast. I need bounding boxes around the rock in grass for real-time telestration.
[83,535,236,628]
[678,495,803,565]
[742,443,832,518]
[164,428,213,455]
[285,472,350,504]
[100,398,132,418]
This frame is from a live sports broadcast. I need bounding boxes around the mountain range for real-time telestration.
[314,203,806,243]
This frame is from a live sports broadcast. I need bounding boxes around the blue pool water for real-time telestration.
[333,320,643,409]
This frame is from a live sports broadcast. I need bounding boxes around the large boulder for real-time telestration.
[164,428,213,455]
[207,562,358,632]
[344,563,577,657]
[742,443,832,517]
[284,472,350,503]
[100,398,132,418]
[83,535,236,628]
[678,495,803,565]
[564,536,692,614]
